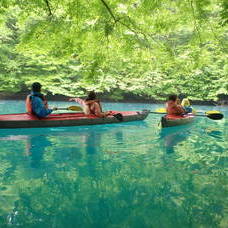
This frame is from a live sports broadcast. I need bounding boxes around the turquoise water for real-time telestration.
[0,100,227,228]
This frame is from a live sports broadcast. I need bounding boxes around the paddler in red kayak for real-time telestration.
[25,82,57,117]
[166,94,185,115]
[69,91,112,117]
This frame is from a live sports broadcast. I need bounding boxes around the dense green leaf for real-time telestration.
[0,0,227,100]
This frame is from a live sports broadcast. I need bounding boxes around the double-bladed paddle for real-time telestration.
[57,106,83,111]
[55,106,123,121]
[196,112,224,120]
[151,108,224,120]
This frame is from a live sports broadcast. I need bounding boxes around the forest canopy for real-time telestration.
[0,0,227,100]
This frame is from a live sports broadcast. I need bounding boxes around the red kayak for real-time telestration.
[161,114,195,128]
[0,110,149,129]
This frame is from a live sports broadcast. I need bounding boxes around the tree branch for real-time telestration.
[99,0,164,49]
[44,0,53,17]
[100,0,118,23]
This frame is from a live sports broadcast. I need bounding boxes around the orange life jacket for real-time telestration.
[25,94,48,114]
[166,101,185,115]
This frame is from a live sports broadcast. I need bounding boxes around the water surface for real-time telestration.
[0,100,227,227]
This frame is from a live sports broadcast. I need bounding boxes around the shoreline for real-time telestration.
[0,92,227,106]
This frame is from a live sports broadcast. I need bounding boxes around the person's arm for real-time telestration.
[175,104,185,114]
[165,102,169,112]
[43,96,49,108]
[176,98,181,105]
[94,102,108,117]
[69,97,93,114]
[69,97,85,106]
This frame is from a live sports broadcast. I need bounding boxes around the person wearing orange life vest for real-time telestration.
[26,82,57,117]
[69,91,112,117]
[166,94,185,115]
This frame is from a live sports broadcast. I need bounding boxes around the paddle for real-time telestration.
[151,109,224,120]
[155,107,196,114]
[196,113,224,120]
[155,108,222,115]
[150,111,167,115]
[55,106,123,120]
[57,106,83,111]
[155,108,167,113]
[57,106,123,121]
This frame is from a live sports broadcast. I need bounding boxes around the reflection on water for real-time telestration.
[85,131,101,155]
[205,127,223,140]
[160,125,193,154]
[29,135,52,168]
[0,101,227,227]
[0,134,51,168]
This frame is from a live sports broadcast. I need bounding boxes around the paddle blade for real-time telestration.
[155,108,166,113]
[67,106,83,111]
[113,113,123,121]
[206,113,224,120]
[205,110,222,115]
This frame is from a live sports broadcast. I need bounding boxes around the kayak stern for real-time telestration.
[161,114,195,128]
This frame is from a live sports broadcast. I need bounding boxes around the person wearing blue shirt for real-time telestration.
[26,82,57,118]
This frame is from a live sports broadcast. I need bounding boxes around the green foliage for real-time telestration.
[0,0,227,100]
